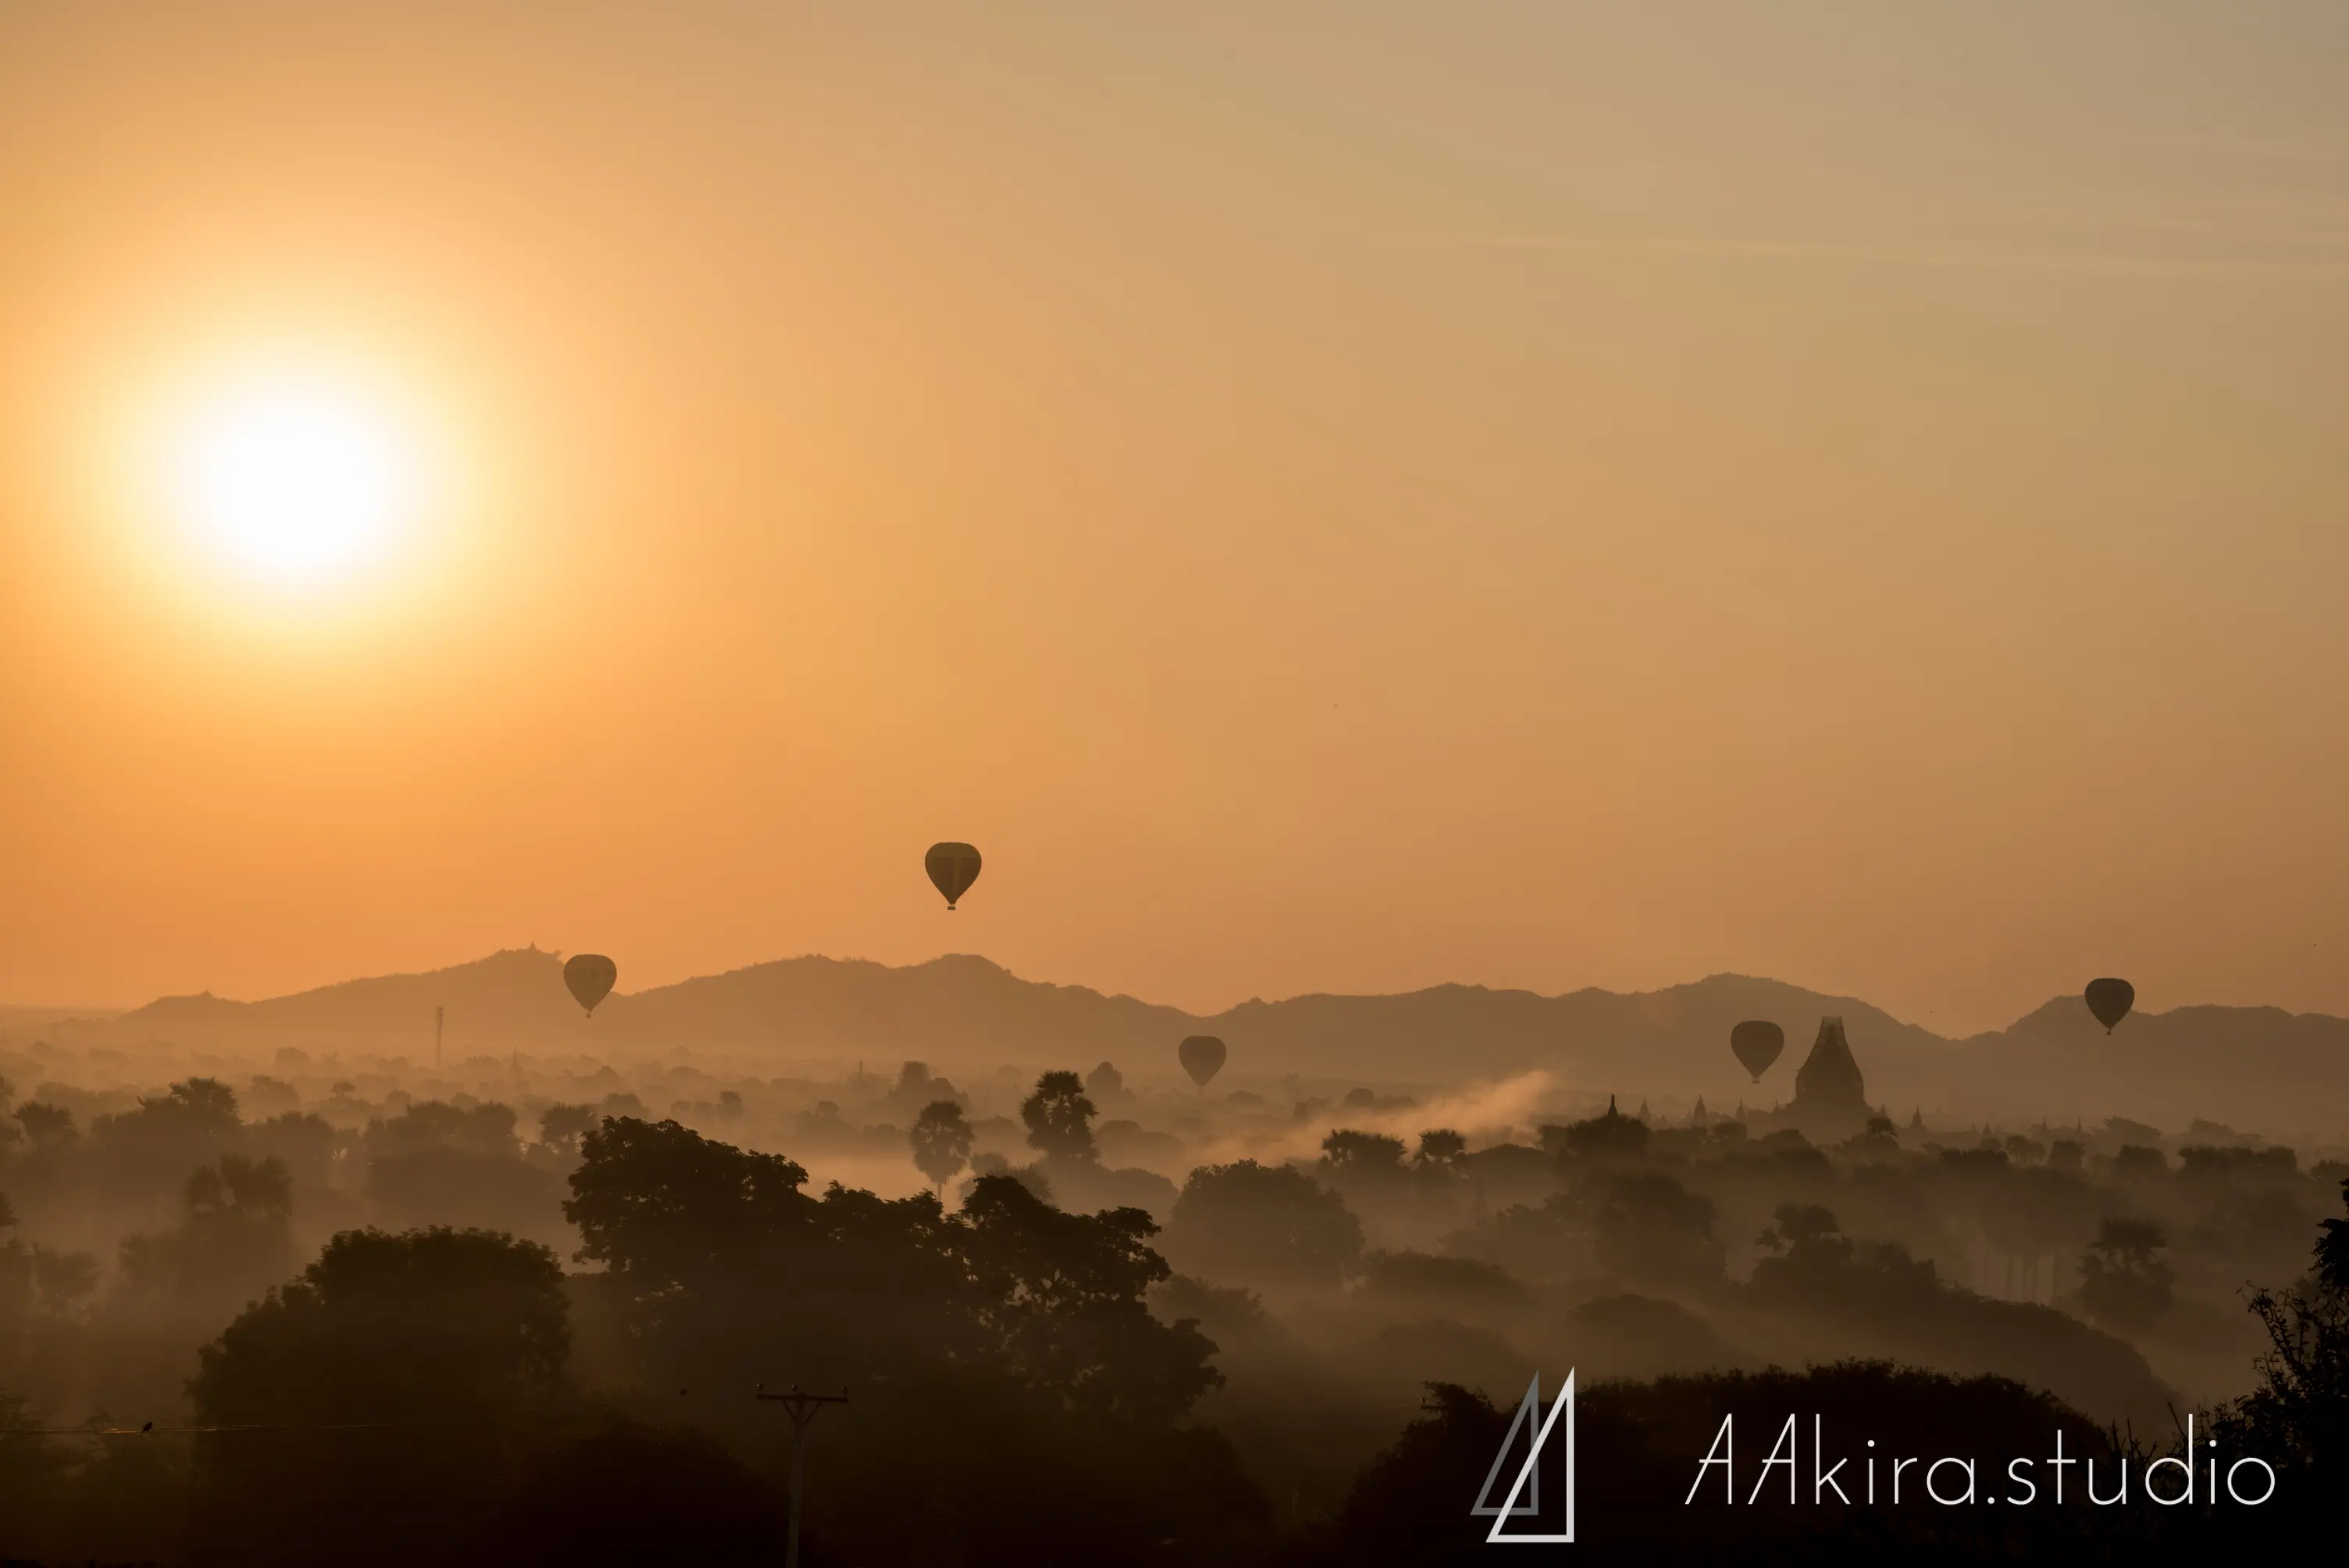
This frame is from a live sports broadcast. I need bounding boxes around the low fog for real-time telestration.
[5,971,2346,1563]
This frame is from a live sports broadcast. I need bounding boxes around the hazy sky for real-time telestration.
[4,3,2346,1033]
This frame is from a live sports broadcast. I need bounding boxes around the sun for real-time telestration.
[168,376,419,587]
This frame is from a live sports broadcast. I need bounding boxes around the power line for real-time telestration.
[0,1415,602,1438]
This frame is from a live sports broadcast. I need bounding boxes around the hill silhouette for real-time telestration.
[94,950,2349,1131]
[116,947,589,1053]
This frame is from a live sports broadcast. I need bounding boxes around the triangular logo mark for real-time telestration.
[1470,1374,1544,1518]
[1474,1369,1574,1545]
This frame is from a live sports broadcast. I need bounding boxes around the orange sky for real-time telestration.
[3,4,2346,1034]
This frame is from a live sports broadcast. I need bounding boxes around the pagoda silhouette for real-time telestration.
[1785,1015,1871,1142]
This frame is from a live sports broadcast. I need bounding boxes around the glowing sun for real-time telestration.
[169,377,419,586]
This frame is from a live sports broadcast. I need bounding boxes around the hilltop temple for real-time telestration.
[1786,1015,1872,1142]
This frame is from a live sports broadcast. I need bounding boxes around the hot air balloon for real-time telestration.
[925,843,982,911]
[565,953,618,1017]
[1730,1021,1784,1083]
[2084,978,2134,1035]
[1178,1035,1226,1091]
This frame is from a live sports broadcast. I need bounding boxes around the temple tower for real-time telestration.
[1788,1015,1870,1142]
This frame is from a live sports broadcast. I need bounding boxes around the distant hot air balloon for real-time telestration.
[1178,1035,1227,1091]
[1730,1021,1784,1083]
[925,843,982,911]
[2084,978,2135,1035]
[565,953,618,1017]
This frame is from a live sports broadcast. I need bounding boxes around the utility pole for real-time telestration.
[755,1383,847,1568]
[434,1006,444,1071]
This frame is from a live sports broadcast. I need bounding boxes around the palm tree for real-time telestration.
[910,1100,975,1197]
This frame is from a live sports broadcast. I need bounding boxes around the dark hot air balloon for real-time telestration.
[925,843,982,911]
[2084,978,2134,1035]
[1178,1035,1226,1091]
[1730,1021,1784,1083]
[565,953,617,1017]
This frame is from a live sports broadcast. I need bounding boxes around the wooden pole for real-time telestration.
[756,1384,847,1568]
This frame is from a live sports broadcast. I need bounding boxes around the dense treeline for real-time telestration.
[3,1060,2347,1563]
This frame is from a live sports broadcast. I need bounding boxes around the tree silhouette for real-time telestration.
[1315,1128,1415,1214]
[960,1172,1219,1424]
[27,1245,97,1317]
[91,1077,244,1217]
[1296,1381,1510,1565]
[568,1116,812,1278]
[11,1101,72,1146]
[366,1100,560,1241]
[565,1115,982,1400]
[1021,1071,1098,1163]
[195,1225,570,1425]
[1321,1129,1407,1172]
[910,1099,975,1195]
[2230,1176,2349,1488]
[370,1100,522,1160]
[190,1150,294,1216]
[0,1196,27,1327]
[246,1110,337,1197]
[134,1077,242,1132]
[1749,1202,1944,1312]
[1588,1171,1723,1288]
[2322,1175,2349,1293]
[187,1226,572,1568]
[118,1153,295,1316]
[1356,1249,1532,1319]
[552,1117,1256,1563]
[537,1103,597,1156]
[2077,1217,2175,1333]
[1164,1159,1363,1294]
[565,1116,1216,1416]
[1414,1128,1467,1169]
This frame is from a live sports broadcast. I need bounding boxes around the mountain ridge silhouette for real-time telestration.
[88,950,2349,1131]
